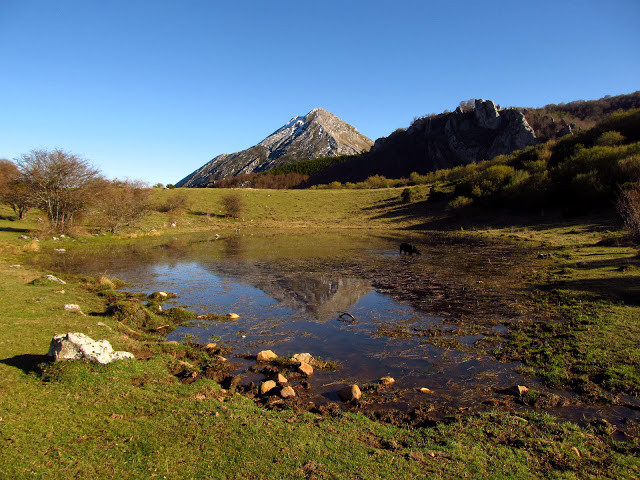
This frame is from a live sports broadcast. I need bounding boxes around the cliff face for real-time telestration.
[176,108,373,187]
[308,100,538,185]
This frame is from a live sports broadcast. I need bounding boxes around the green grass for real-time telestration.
[2,196,640,478]
[145,187,416,231]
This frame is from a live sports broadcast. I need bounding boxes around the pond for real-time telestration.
[48,230,640,431]
[52,231,535,410]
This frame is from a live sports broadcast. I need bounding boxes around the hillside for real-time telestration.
[306,100,537,185]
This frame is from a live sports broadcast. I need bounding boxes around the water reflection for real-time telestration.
[45,231,640,429]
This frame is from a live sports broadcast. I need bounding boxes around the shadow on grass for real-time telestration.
[367,197,625,234]
[0,354,49,375]
[544,275,640,305]
[0,226,30,233]
[189,211,224,218]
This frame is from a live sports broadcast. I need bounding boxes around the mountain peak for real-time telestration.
[176,108,373,187]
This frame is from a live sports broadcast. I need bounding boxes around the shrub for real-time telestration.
[448,196,473,210]
[362,175,391,189]
[429,184,451,202]
[595,130,626,146]
[96,179,152,233]
[221,193,245,218]
[619,183,640,241]
[400,188,414,204]
[159,192,190,213]
[16,149,102,232]
[619,155,640,182]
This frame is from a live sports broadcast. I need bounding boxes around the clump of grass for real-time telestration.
[95,275,126,292]
[162,306,196,322]
[376,325,412,338]
[23,239,40,252]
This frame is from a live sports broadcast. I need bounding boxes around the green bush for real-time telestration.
[362,175,392,189]
[448,196,473,209]
[595,131,626,146]
[429,183,451,202]
[400,188,414,204]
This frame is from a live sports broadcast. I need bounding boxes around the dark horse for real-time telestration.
[399,242,421,255]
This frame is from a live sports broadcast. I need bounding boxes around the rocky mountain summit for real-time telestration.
[307,99,538,185]
[176,108,373,187]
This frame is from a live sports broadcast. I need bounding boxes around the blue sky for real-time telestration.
[1,0,639,185]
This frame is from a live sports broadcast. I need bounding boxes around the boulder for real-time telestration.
[418,387,434,394]
[227,313,240,320]
[43,275,66,284]
[339,384,362,402]
[260,380,277,395]
[256,350,278,362]
[276,373,288,385]
[47,332,134,365]
[297,362,313,377]
[379,376,395,386]
[280,386,296,399]
[63,304,83,314]
[291,353,313,365]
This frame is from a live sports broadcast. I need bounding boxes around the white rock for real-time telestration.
[63,304,82,313]
[47,332,134,365]
[291,353,313,365]
[43,275,66,284]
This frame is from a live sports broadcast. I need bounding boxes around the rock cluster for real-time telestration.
[47,332,134,365]
[308,99,538,185]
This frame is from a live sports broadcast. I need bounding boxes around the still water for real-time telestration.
[57,231,530,407]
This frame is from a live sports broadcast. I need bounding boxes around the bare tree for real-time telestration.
[16,149,102,232]
[0,159,34,219]
[221,193,245,218]
[94,179,152,233]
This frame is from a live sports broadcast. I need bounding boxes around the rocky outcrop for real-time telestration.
[307,99,538,185]
[176,108,373,187]
[47,332,134,364]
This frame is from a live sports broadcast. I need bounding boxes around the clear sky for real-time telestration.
[1,0,639,185]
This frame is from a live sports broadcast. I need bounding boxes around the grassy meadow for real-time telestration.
[1,187,640,479]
